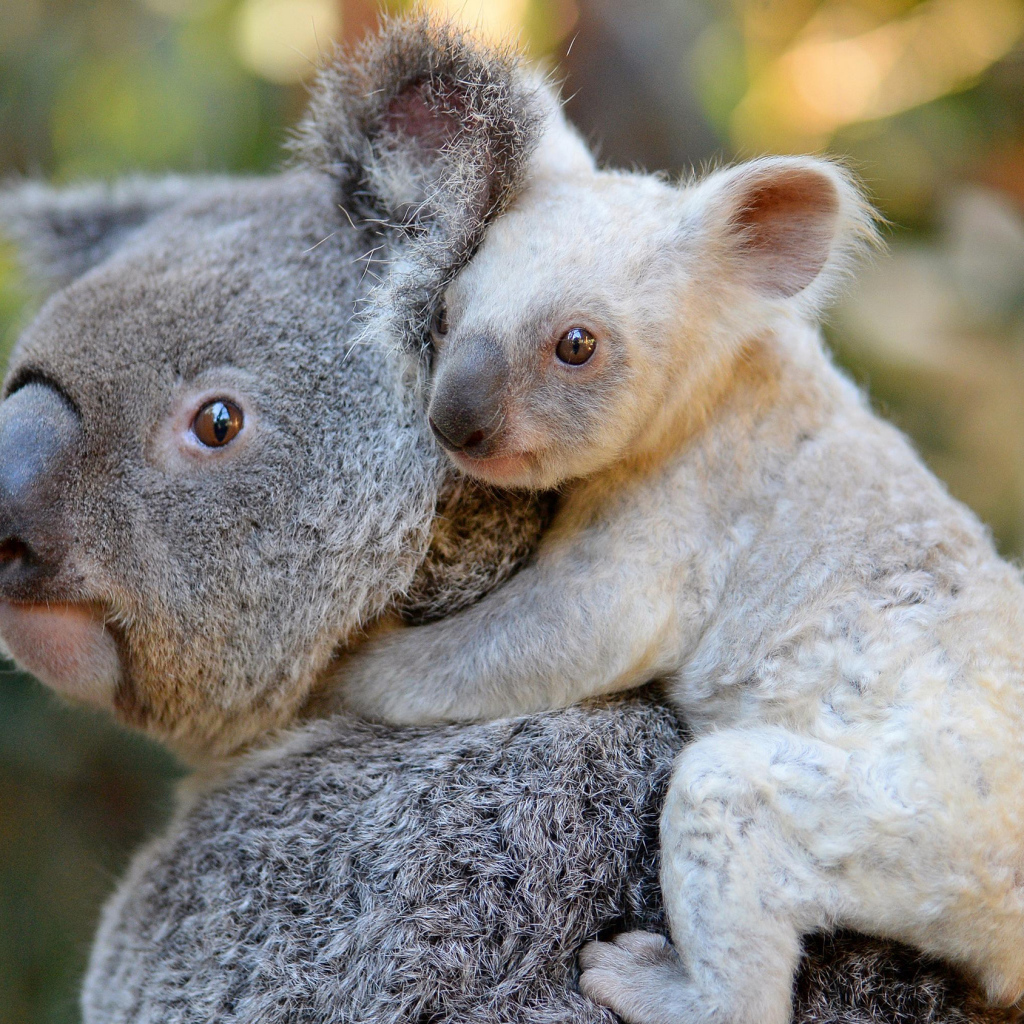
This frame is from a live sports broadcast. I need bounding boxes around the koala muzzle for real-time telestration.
[428,339,509,455]
[0,382,81,600]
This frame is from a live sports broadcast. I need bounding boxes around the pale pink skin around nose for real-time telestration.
[0,602,119,708]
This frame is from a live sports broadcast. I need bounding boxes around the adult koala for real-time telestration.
[0,17,1012,1024]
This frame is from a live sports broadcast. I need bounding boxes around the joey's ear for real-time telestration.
[686,157,878,312]
[0,176,206,290]
[295,14,546,234]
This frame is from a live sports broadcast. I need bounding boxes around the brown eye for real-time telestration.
[431,301,449,338]
[192,400,244,448]
[556,327,596,365]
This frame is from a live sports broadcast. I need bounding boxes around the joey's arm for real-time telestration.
[336,526,682,725]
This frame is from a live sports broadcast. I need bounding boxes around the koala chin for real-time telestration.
[338,106,1024,1024]
[0,602,119,708]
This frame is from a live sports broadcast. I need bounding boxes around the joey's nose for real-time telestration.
[0,382,82,598]
[428,339,509,454]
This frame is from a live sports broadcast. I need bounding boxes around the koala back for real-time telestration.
[83,698,1009,1024]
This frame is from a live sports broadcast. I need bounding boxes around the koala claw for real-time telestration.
[579,931,702,1024]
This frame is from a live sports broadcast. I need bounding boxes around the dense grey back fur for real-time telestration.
[83,696,1010,1024]
[0,15,1012,1024]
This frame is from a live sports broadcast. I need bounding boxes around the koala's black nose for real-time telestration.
[0,382,81,598]
[428,339,509,455]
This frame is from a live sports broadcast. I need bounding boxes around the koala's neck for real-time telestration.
[611,318,843,490]
[700,320,849,483]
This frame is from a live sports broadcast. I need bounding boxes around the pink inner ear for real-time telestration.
[384,81,464,153]
[731,168,840,298]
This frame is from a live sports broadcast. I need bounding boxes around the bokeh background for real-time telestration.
[0,0,1022,1020]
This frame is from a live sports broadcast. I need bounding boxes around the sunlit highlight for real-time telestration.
[420,0,531,42]
[733,0,1024,150]
[235,0,342,84]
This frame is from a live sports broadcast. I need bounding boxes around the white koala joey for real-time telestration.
[336,146,1024,1024]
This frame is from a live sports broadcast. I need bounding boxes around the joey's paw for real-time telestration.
[579,931,702,1024]
[580,931,678,972]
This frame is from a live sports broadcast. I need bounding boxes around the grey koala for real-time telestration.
[0,16,1011,1024]
[0,16,548,763]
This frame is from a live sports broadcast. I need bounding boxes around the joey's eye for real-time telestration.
[192,400,244,448]
[431,301,449,338]
[556,327,597,366]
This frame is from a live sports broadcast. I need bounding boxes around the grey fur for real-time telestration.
[294,13,552,358]
[0,175,219,290]
[0,15,1009,1023]
[398,475,555,625]
[295,12,543,230]
[83,696,1011,1024]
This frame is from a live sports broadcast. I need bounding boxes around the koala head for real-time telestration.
[0,171,447,761]
[424,156,877,490]
[0,17,558,762]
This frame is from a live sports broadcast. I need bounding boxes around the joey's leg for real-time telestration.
[334,538,683,724]
[580,728,855,1024]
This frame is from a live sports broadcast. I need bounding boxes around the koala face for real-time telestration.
[0,171,453,760]
[425,157,875,491]
[0,16,571,761]
[426,172,684,489]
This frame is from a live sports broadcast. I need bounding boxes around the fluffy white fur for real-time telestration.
[337,146,1024,1023]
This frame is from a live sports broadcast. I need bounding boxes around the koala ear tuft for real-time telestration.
[0,175,205,291]
[382,78,465,156]
[295,14,545,233]
[296,14,576,357]
[688,157,880,314]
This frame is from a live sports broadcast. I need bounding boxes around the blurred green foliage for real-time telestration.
[0,1,1022,1022]
[0,0,292,182]
[0,674,180,1024]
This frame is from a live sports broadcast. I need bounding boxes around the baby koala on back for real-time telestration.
[424,154,862,493]
[340,139,1024,1023]
[344,149,877,717]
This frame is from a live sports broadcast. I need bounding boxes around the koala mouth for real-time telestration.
[0,601,120,709]
[448,449,538,487]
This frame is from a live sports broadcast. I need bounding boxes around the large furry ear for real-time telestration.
[295,15,585,357]
[685,157,878,317]
[0,176,204,290]
[294,14,546,234]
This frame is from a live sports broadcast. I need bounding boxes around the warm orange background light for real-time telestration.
[732,0,1024,150]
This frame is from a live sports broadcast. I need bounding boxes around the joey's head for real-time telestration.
[425,156,877,490]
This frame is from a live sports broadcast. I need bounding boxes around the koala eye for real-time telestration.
[431,301,449,339]
[556,327,597,366]
[192,400,244,448]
